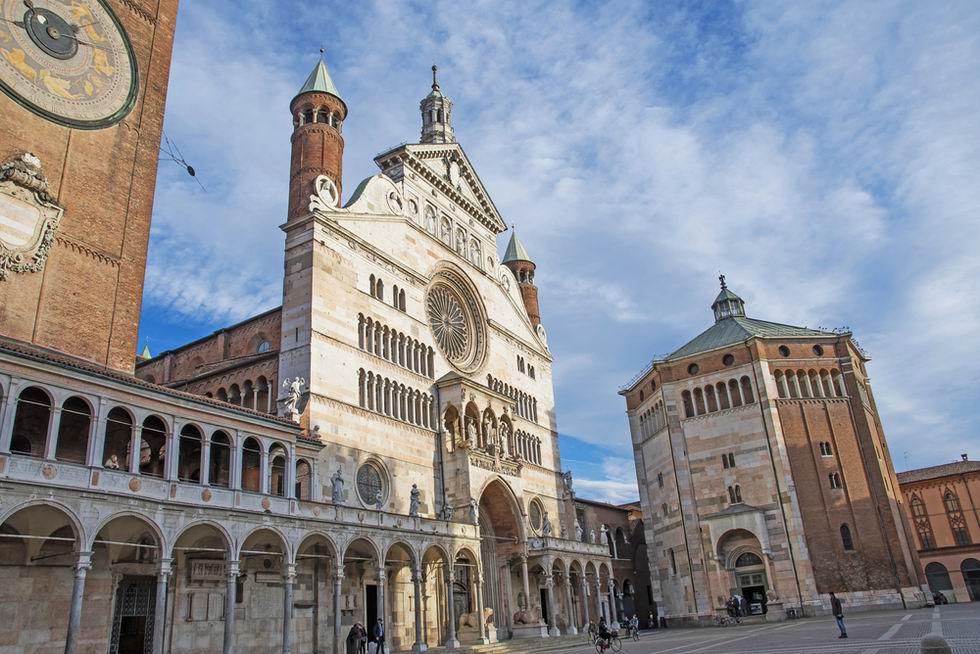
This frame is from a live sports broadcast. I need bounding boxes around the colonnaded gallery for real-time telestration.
[0,2,615,651]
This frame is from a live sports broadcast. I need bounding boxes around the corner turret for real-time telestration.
[502,230,541,326]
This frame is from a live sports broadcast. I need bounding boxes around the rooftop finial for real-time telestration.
[719,273,727,290]
[432,64,439,91]
[319,47,324,56]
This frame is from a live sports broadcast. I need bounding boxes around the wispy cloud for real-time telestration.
[143,1,980,499]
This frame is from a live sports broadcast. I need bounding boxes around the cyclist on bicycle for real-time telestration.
[597,617,610,645]
[588,620,597,643]
[629,614,639,636]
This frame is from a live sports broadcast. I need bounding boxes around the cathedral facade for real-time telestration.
[621,279,926,624]
[0,23,611,652]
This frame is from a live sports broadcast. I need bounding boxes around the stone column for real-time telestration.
[201,436,212,486]
[231,431,243,490]
[580,579,591,630]
[260,448,270,494]
[595,579,604,622]
[445,568,459,648]
[286,445,297,500]
[64,550,92,654]
[43,406,61,460]
[412,566,427,652]
[0,384,15,453]
[165,422,178,481]
[333,565,343,654]
[607,579,618,623]
[564,576,578,635]
[475,574,488,644]
[152,558,172,654]
[129,424,142,474]
[282,563,296,654]
[87,399,105,467]
[377,570,386,638]
[520,554,531,610]
[224,561,240,654]
[543,574,558,637]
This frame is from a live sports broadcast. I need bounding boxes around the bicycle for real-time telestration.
[595,633,622,653]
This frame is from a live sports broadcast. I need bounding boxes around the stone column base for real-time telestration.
[511,624,549,639]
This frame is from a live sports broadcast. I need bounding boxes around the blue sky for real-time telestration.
[140,0,980,504]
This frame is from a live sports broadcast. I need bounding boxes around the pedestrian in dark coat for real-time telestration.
[830,593,847,638]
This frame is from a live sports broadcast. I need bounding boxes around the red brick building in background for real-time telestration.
[621,277,924,624]
[898,456,980,603]
[573,498,657,623]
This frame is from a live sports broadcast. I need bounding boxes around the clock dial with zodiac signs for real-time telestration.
[0,0,137,129]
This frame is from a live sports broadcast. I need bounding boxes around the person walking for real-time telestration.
[830,592,847,639]
[373,618,387,654]
[356,623,368,654]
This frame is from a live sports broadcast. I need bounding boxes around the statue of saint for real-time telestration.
[441,503,455,521]
[409,484,421,516]
[575,519,584,542]
[600,524,609,544]
[465,419,477,446]
[469,499,479,525]
[589,529,596,544]
[330,467,344,504]
[375,491,384,511]
[282,377,306,419]
[542,511,553,536]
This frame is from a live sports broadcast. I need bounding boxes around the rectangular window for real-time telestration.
[953,527,971,547]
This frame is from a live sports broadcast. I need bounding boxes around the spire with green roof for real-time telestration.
[712,273,746,322]
[502,229,532,264]
[294,50,345,107]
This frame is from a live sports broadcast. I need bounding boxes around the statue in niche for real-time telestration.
[409,484,421,516]
[440,503,455,521]
[542,511,553,536]
[375,491,384,511]
[600,524,609,544]
[330,467,344,504]
[575,519,583,542]
[282,377,306,420]
[469,499,479,525]
[589,529,596,544]
[465,418,477,447]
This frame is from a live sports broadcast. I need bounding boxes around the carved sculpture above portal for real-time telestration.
[0,153,64,280]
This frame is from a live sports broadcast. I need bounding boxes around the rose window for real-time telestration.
[428,286,468,360]
[425,270,487,373]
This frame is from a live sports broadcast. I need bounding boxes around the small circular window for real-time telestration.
[529,499,543,532]
[722,353,735,367]
[812,345,824,356]
[356,463,385,505]
[687,363,700,375]
[778,346,790,358]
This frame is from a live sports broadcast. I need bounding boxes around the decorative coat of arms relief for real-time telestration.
[0,152,64,280]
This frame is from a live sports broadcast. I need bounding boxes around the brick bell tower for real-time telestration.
[288,52,347,219]
[502,230,541,326]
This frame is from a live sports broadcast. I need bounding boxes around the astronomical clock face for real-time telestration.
[0,0,137,129]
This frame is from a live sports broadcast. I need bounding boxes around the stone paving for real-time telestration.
[541,604,980,653]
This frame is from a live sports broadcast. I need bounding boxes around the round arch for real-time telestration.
[169,520,233,559]
[239,525,291,565]
[0,499,85,546]
[88,511,166,554]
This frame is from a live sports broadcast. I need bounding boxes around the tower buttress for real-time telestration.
[288,53,347,219]
[502,231,541,326]
[420,65,455,144]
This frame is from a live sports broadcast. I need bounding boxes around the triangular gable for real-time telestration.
[374,142,507,234]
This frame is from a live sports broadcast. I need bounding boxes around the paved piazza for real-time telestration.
[544,606,980,654]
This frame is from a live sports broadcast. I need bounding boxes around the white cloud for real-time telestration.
[145,1,980,500]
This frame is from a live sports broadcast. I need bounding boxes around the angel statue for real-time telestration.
[282,377,306,420]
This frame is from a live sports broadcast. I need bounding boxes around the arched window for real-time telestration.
[705,385,718,412]
[269,444,287,497]
[925,562,953,592]
[661,503,668,517]
[728,379,743,407]
[657,472,664,488]
[241,437,262,492]
[740,376,754,403]
[398,289,406,311]
[55,396,91,464]
[375,278,384,300]
[829,472,843,489]
[316,108,328,123]
[682,390,694,418]
[728,484,742,504]
[840,523,855,551]
[209,431,232,488]
[10,386,52,457]
[944,490,971,546]
[102,407,133,471]
[140,416,167,477]
[717,382,730,409]
[819,441,832,456]
[177,424,203,483]
[693,388,706,415]
[735,552,762,567]
[774,371,787,399]
[296,459,312,500]
[303,108,314,124]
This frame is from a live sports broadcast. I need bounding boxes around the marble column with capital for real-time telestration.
[445,568,460,648]
[377,570,387,644]
[595,579,604,622]
[64,550,92,654]
[152,558,173,654]
[607,579,618,623]
[580,579,591,630]
[520,554,531,611]
[282,562,296,654]
[563,576,578,635]
[543,574,559,637]
[412,567,427,652]
[333,565,344,654]
[224,561,240,654]
[475,575,488,644]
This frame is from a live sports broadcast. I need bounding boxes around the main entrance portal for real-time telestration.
[478,480,525,641]
[110,576,156,654]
